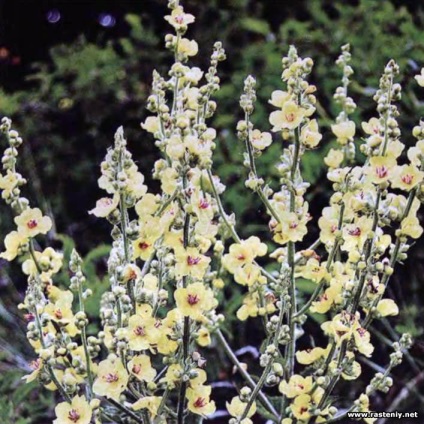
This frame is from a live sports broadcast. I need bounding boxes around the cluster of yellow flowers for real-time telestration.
[1,1,423,423]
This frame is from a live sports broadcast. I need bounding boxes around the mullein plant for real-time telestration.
[1,1,424,423]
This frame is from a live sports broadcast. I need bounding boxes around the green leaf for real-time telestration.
[240,18,270,36]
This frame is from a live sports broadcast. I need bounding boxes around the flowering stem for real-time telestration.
[118,183,136,312]
[285,128,301,379]
[244,112,281,224]
[106,398,144,424]
[313,342,346,416]
[381,76,394,157]
[206,169,240,242]
[240,295,286,421]
[33,307,71,403]
[295,204,344,318]
[294,238,321,265]
[77,282,94,396]
[215,329,279,419]
[363,188,417,328]
[177,209,191,424]
[316,187,381,416]
[28,242,72,403]
[157,388,170,416]
[241,362,273,420]
[28,240,42,274]
[206,168,279,285]
[350,190,382,312]
[177,316,190,424]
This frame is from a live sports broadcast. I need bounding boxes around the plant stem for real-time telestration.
[78,281,94,396]
[29,243,71,403]
[295,204,344,318]
[215,330,279,420]
[106,398,144,424]
[206,168,279,285]
[176,210,191,424]
[240,295,286,421]
[285,128,301,379]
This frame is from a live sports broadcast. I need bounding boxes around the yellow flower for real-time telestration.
[324,148,344,168]
[269,101,305,131]
[391,164,424,191]
[236,291,275,321]
[341,216,373,252]
[175,247,211,279]
[44,291,79,337]
[69,346,97,378]
[135,193,160,216]
[310,285,340,314]
[234,263,263,286]
[23,247,63,281]
[164,6,195,29]
[250,130,272,150]
[386,139,405,159]
[190,190,214,221]
[362,117,381,135]
[126,167,147,199]
[0,170,19,199]
[156,310,180,355]
[89,194,119,217]
[296,258,328,284]
[300,119,322,148]
[227,396,256,419]
[161,364,183,389]
[187,385,216,416]
[407,139,424,166]
[340,352,362,381]
[128,305,161,351]
[178,38,198,57]
[400,215,423,239]
[415,68,424,87]
[184,67,203,85]
[93,356,129,400]
[279,375,313,398]
[353,327,374,357]
[269,90,290,108]
[53,395,92,424]
[132,234,157,261]
[318,206,340,246]
[22,358,43,383]
[376,299,399,317]
[15,208,52,238]
[291,394,312,420]
[331,120,355,144]
[161,167,179,195]
[296,345,329,365]
[0,230,27,261]
[141,116,160,134]
[174,282,215,320]
[356,394,377,424]
[132,396,162,418]
[128,355,157,382]
[222,236,267,274]
[365,156,397,185]
[196,327,212,346]
[188,368,208,389]
[321,312,356,345]
[273,212,308,245]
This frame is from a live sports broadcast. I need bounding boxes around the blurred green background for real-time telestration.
[1,0,424,422]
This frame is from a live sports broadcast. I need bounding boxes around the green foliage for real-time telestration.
[0,370,53,423]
